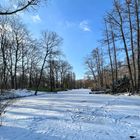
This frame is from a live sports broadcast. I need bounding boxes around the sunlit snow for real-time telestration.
[0,89,140,140]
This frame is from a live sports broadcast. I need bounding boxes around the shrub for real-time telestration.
[112,76,130,93]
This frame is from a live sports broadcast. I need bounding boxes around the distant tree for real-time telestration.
[85,48,104,90]
[59,60,73,89]
[85,56,98,88]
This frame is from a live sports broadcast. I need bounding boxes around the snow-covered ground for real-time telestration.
[0,89,48,100]
[0,89,140,140]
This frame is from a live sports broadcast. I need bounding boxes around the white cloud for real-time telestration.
[31,15,41,23]
[79,20,91,32]
[13,4,17,9]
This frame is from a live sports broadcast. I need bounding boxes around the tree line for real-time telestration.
[85,0,140,94]
[0,16,76,94]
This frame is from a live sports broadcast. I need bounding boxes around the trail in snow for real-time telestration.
[0,89,140,140]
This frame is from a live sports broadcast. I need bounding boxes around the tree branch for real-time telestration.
[0,0,38,15]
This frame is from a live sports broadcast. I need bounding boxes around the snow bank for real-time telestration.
[0,89,57,100]
[0,89,35,100]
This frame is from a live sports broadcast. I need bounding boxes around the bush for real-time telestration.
[0,99,14,126]
[112,76,130,93]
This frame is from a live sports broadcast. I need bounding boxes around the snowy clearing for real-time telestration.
[0,89,140,140]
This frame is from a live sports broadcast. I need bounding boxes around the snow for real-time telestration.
[0,89,140,140]
[0,89,34,100]
[0,89,54,100]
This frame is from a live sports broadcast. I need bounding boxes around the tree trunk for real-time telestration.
[35,53,48,95]
[105,21,115,92]
[135,0,140,93]
[116,3,134,93]
[127,2,137,91]
[110,23,118,82]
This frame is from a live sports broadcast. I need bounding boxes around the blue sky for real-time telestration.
[21,0,113,79]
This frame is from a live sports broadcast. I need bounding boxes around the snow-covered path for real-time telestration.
[0,89,140,140]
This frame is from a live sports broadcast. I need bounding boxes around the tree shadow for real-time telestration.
[0,126,62,140]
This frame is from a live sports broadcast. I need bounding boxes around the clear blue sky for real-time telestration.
[21,0,113,79]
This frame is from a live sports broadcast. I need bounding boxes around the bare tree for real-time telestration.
[9,19,29,89]
[0,16,13,91]
[0,15,75,93]
[27,40,41,88]
[109,22,118,82]
[124,0,137,90]
[108,0,134,92]
[104,20,115,91]
[134,0,140,93]
[34,31,62,95]
[85,47,104,90]
[85,56,98,87]
[59,60,73,89]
